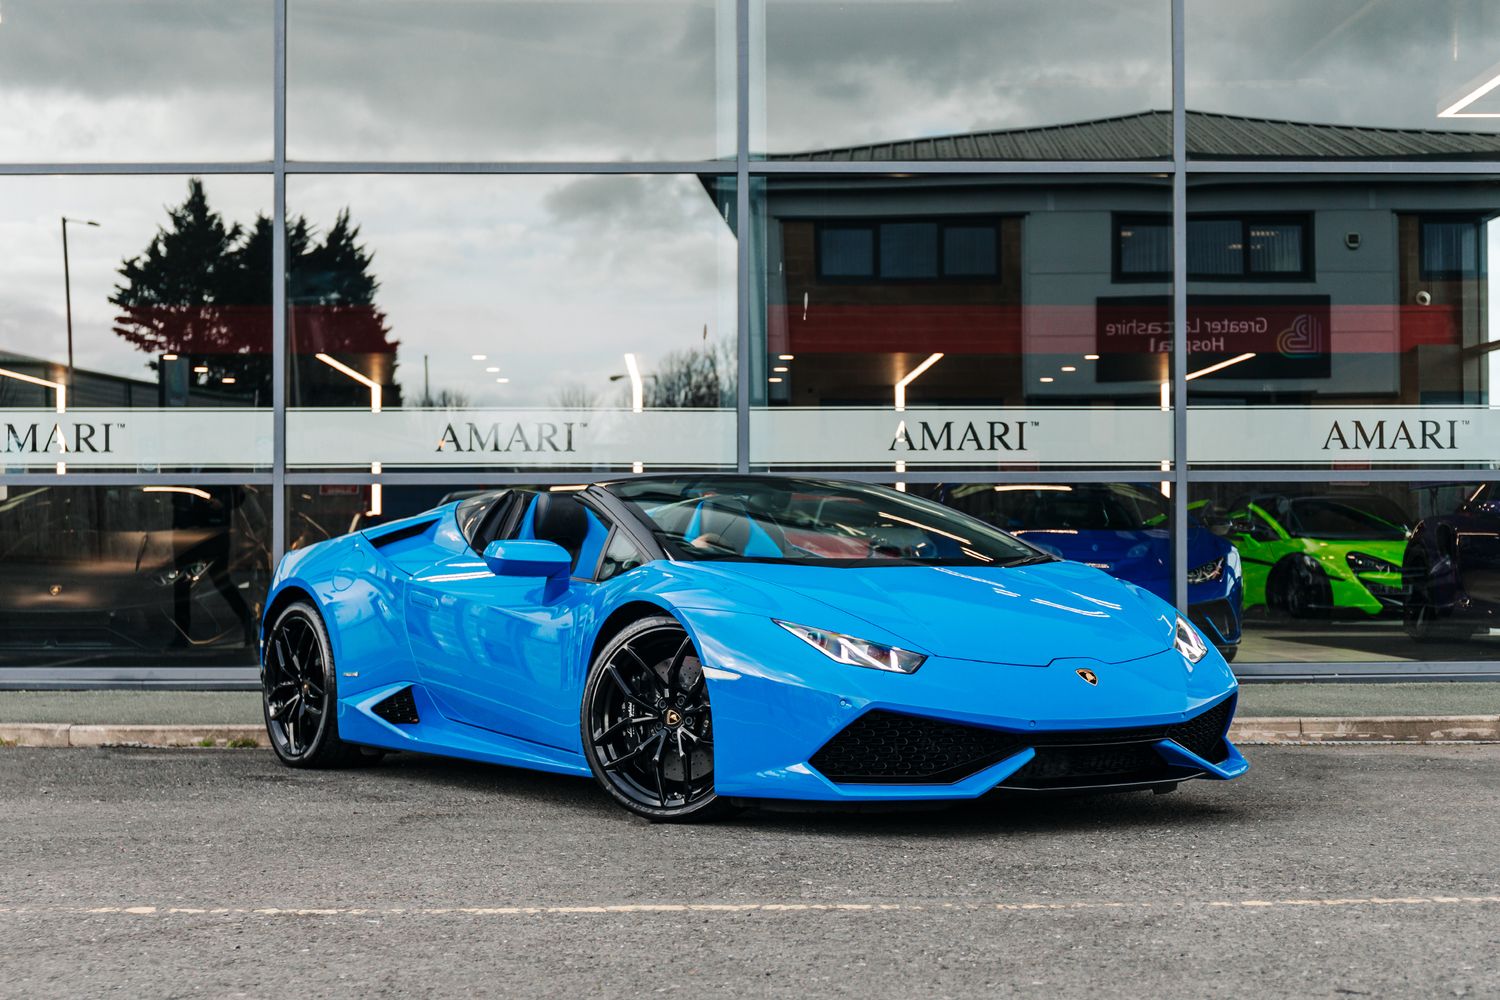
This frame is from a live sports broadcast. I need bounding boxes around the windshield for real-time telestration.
[1284,496,1410,540]
[605,477,1050,567]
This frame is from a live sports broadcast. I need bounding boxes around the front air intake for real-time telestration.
[809,697,1236,787]
[808,710,1028,784]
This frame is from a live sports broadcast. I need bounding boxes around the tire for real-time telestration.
[1218,645,1238,664]
[1403,552,1471,643]
[580,615,733,823]
[1275,556,1331,620]
[261,601,377,768]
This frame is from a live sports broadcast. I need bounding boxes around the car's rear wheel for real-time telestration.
[581,616,731,822]
[262,601,375,768]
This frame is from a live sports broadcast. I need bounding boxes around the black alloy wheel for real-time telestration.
[581,616,730,822]
[262,601,375,768]
[1278,555,1331,620]
[1402,552,1469,643]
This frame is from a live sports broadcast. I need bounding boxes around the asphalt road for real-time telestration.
[1,745,1497,999]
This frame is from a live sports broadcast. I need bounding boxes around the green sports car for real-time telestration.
[1225,493,1411,618]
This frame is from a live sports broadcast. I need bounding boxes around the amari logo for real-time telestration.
[436,421,582,454]
[3,421,117,454]
[1321,419,1463,452]
[889,419,1033,454]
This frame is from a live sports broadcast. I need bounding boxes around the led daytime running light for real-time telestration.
[775,620,926,674]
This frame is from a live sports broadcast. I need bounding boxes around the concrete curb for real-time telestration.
[1232,715,1500,743]
[2,717,1498,749]
[0,724,267,748]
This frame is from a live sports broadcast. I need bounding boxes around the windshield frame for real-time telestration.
[601,476,1055,569]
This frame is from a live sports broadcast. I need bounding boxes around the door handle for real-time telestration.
[411,591,439,608]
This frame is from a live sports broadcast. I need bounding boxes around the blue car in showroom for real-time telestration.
[260,476,1246,821]
[931,483,1244,661]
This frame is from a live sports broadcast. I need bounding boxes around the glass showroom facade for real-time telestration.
[4,0,1500,682]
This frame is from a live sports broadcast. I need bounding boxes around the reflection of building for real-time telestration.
[749,112,1500,409]
[0,352,259,408]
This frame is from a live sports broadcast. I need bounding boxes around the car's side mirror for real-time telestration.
[483,540,572,579]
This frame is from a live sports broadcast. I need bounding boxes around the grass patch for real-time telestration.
[226,737,260,749]
[195,737,217,748]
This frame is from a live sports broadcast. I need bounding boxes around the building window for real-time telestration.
[819,226,876,278]
[1420,219,1484,280]
[817,220,1001,281]
[1115,214,1312,281]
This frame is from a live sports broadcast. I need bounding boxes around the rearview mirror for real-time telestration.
[483,539,572,579]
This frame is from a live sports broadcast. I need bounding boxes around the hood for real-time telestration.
[1013,528,1169,581]
[1013,527,1231,596]
[691,559,1176,666]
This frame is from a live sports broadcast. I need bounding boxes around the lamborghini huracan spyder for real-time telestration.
[259,476,1246,821]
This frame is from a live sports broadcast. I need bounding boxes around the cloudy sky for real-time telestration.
[0,172,734,409]
[291,173,736,407]
[3,0,1498,165]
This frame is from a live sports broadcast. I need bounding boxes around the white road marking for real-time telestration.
[0,896,1497,918]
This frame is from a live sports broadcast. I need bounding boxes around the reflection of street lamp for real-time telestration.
[61,217,100,385]
[892,352,944,492]
[622,353,644,412]
[0,366,67,474]
[315,352,382,411]
[1185,352,1256,381]
[315,353,383,514]
[610,353,653,474]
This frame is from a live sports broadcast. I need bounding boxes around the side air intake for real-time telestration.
[372,687,420,725]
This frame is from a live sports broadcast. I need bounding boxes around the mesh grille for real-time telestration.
[1162,697,1234,761]
[808,710,1027,784]
[1188,599,1237,643]
[372,687,420,725]
[809,696,1235,787]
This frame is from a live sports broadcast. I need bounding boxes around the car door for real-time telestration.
[405,492,612,751]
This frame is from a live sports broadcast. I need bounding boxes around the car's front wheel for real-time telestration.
[1402,552,1472,643]
[262,601,376,768]
[1275,555,1331,619]
[581,616,730,822]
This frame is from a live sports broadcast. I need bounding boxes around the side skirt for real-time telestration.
[337,682,591,778]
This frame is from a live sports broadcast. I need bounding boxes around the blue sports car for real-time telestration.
[260,476,1247,821]
[930,484,1244,660]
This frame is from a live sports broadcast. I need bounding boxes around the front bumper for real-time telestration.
[680,608,1246,803]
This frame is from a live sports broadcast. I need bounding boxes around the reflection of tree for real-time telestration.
[110,180,258,391]
[553,382,601,410]
[426,388,472,409]
[643,339,736,408]
[110,179,397,402]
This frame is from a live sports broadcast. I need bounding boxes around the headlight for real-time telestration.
[1186,557,1224,584]
[154,561,211,587]
[1346,552,1398,575]
[1173,615,1208,664]
[774,620,926,674]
